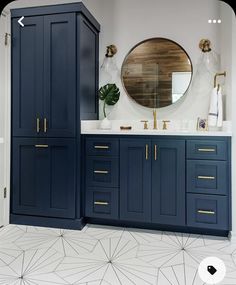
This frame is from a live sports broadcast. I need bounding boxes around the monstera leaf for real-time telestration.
[99,83,120,117]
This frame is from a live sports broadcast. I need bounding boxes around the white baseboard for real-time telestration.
[228,231,236,241]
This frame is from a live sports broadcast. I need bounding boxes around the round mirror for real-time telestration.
[121,38,193,108]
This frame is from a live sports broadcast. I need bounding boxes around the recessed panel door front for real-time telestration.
[43,14,76,137]
[43,139,76,218]
[152,140,185,226]
[120,139,151,222]
[12,16,44,137]
[12,138,48,216]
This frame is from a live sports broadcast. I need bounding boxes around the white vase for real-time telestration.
[100,117,112,130]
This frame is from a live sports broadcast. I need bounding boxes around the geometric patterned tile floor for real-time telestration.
[1,224,236,284]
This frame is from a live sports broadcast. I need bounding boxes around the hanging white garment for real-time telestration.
[208,86,223,127]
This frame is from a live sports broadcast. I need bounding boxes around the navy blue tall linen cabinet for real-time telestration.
[10,3,100,229]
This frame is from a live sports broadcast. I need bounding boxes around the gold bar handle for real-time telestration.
[154,145,157,161]
[44,118,47,133]
[94,145,109,149]
[94,201,109,206]
[198,175,215,180]
[198,148,215,152]
[94,170,109,174]
[36,118,40,133]
[35,145,49,148]
[198,210,215,215]
[146,144,149,160]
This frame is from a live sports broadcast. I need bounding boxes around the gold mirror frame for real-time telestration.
[121,38,193,108]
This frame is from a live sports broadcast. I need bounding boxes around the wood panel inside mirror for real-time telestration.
[121,38,193,108]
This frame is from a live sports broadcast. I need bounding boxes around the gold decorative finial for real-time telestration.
[105,45,117,57]
[199,39,211,52]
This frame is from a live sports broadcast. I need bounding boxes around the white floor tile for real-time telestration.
[0,224,236,284]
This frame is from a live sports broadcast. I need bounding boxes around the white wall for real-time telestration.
[220,2,233,121]
[95,0,222,121]
[219,1,236,237]
[231,14,236,239]
[4,0,222,121]
[220,3,236,237]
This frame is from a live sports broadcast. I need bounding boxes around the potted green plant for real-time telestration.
[99,83,120,129]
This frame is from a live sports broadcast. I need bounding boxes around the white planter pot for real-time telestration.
[100,117,112,129]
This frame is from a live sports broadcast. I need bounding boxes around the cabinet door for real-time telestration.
[43,14,76,137]
[120,139,151,222]
[12,138,76,219]
[43,139,76,218]
[12,138,48,216]
[152,140,185,225]
[12,17,44,137]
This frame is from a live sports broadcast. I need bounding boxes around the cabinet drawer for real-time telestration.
[86,137,119,156]
[85,187,118,219]
[187,140,227,160]
[86,157,119,187]
[187,160,228,195]
[187,194,229,230]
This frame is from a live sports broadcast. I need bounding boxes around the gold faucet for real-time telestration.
[141,120,148,129]
[162,120,170,130]
[153,109,157,129]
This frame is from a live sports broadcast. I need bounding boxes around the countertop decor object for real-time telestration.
[120,126,132,130]
[99,83,120,129]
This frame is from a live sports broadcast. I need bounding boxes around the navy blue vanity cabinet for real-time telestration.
[151,140,185,225]
[12,138,76,218]
[11,3,100,229]
[83,135,231,236]
[120,139,151,222]
[186,139,231,231]
[12,4,100,139]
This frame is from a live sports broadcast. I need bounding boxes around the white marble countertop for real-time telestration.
[81,120,232,137]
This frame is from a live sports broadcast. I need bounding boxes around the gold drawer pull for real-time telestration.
[36,118,40,133]
[198,175,215,180]
[154,145,157,161]
[198,148,215,152]
[146,144,149,160]
[44,118,47,133]
[94,145,109,149]
[94,201,109,206]
[94,170,109,174]
[35,144,49,148]
[198,210,215,215]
